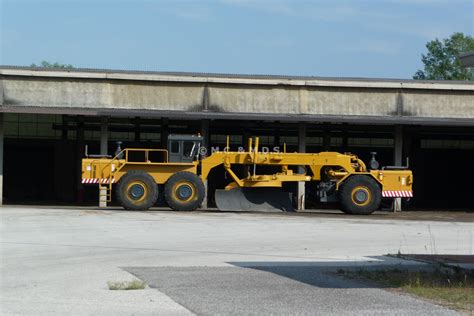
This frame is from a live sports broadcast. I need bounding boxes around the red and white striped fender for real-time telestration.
[81,178,115,184]
[382,190,413,198]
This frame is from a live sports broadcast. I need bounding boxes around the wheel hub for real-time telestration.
[129,184,145,200]
[177,184,193,200]
[354,189,369,204]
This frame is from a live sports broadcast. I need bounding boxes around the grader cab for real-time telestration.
[81,134,413,215]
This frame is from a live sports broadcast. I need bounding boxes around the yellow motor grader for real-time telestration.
[81,134,413,215]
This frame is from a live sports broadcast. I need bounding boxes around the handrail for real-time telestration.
[99,148,169,180]
[124,148,169,163]
[99,148,127,180]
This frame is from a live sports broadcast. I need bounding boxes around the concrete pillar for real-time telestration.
[298,123,306,153]
[100,116,108,155]
[99,117,109,208]
[341,126,348,152]
[133,117,140,142]
[274,128,280,150]
[393,125,403,212]
[200,120,210,209]
[322,124,330,151]
[243,129,251,149]
[394,125,403,165]
[201,120,210,155]
[297,122,306,211]
[76,116,85,203]
[62,115,68,140]
[160,118,169,148]
[0,113,3,206]
[242,128,251,181]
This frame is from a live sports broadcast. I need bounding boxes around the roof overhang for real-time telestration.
[460,51,474,68]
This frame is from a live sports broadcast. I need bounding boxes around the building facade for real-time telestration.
[1,66,473,209]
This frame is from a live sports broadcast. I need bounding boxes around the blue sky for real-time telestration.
[1,0,473,78]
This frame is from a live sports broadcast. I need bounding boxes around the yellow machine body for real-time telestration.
[81,136,413,213]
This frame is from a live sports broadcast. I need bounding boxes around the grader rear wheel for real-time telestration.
[164,172,205,211]
[339,175,381,215]
[116,170,159,210]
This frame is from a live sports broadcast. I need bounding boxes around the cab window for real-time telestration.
[183,141,195,158]
[171,141,180,154]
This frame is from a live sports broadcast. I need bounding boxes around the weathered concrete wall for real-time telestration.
[1,68,474,125]
[403,91,474,119]
[2,78,203,111]
[210,86,400,116]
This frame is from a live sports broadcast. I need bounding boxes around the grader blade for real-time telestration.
[215,188,294,212]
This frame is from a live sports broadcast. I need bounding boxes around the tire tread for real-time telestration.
[116,170,158,210]
[164,171,205,211]
[339,175,381,215]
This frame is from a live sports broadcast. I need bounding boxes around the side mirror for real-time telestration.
[369,152,379,170]
[115,141,124,159]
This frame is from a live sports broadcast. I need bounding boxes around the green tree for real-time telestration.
[413,32,474,80]
[30,60,74,69]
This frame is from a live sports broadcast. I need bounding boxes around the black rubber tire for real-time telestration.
[164,172,205,211]
[116,170,159,210]
[339,175,381,215]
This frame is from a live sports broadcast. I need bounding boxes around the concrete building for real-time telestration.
[1,66,473,209]
[460,50,474,68]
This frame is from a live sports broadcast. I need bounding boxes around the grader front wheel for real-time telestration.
[339,175,381,215]
[164,172,205,211]
[116,171,159,210]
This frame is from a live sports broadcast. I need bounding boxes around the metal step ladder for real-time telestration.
[99,175,114,207]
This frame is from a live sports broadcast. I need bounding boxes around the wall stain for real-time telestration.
[3,96,20,105]
[187,104,223,112]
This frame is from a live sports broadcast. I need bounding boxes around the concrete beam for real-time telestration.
[297,123,306,211]
[4,105,474,127]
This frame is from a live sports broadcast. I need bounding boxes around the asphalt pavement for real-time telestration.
[126,265,459,315]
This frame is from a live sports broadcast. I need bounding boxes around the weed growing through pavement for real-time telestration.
[107,280,147,290]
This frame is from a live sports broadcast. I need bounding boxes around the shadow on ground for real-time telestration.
[124,256,457,315]
[226,256,435,289]
[395,254,474,264]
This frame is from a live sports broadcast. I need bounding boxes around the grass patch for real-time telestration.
[107,279,147,290]
[336,267,473,312]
